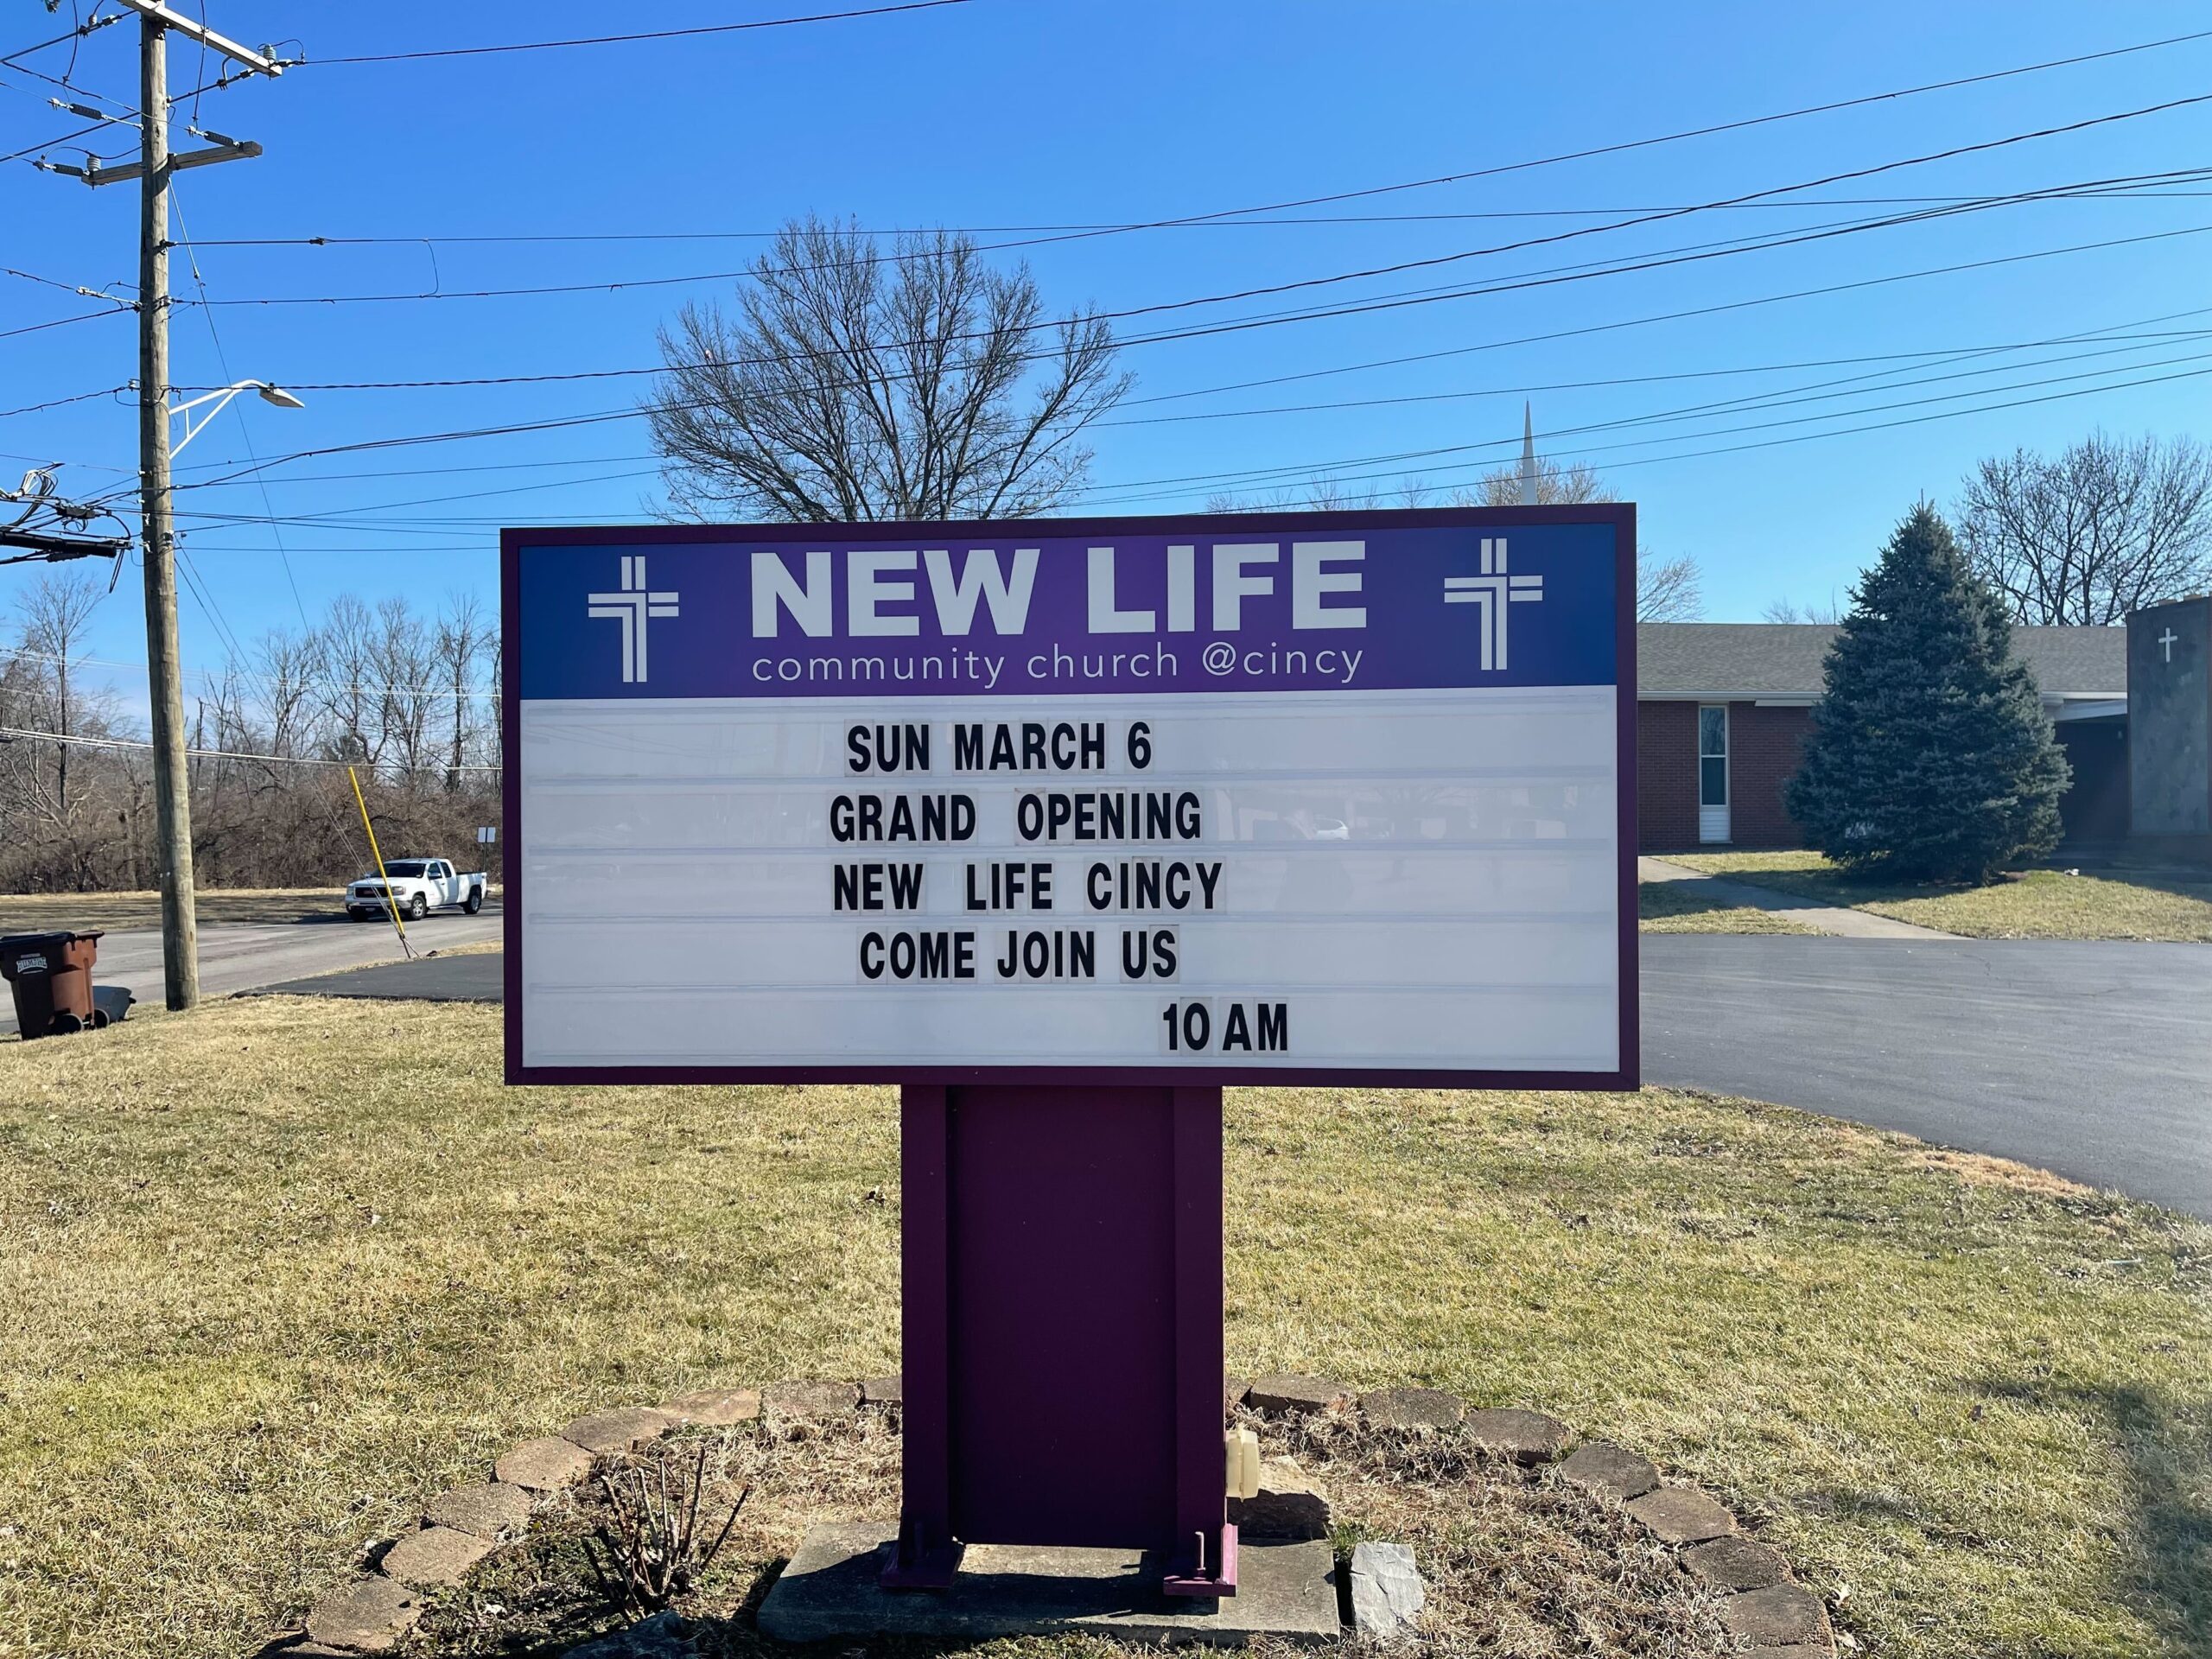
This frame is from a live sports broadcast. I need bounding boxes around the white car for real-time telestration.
[345,858,487,922]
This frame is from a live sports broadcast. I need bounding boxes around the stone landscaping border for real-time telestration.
[264,1375,1837,1656]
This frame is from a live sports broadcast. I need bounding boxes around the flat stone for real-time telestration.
[563,1405,678,1456]
[1225,1376,1250,1411]
[379,1524,498,1587]
[1719,1583,1832,1647]
[1464,1407,1570,1463]
[761,1378,861,1420]
[1362,1388,1464,1431]
[495,1435,594,1491]
[1681,1534,1791,1592]
[423,1481,532,1540]
[1348,1541,1424,1642]
[1245,1374,1352,1414]
[1557,1440,1661,1501]
[758,1522,1338,1647]
[303,1576,421,1654]
[1231,1458,1332,1541]
[660,1387,760,1427]
[564,1609,701,1658]
[861,1375,903,1407]
[1624,1485,1736,1545]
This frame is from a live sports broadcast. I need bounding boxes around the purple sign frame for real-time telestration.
[501,504,1640,1092]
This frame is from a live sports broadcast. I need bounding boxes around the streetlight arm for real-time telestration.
[169,379,302,452]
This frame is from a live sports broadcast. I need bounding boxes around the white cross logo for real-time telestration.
[587,555,679,683]
[1443,537,1543,670]
[2158,627,2178,664]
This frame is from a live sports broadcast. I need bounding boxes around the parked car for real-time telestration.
[345,858,486,921]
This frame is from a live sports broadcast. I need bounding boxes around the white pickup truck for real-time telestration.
[344,858,487,922]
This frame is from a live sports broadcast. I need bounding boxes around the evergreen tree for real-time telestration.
[1785,503,2069,883]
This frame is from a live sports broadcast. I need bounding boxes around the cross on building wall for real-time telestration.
[2158,627,2178,663]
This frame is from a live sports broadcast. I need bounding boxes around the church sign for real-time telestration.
[501,506,1637,1088]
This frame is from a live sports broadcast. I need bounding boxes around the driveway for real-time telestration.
[1643,935,2212,1219]
[0,906,501,1034]
[184,928,2212,1221]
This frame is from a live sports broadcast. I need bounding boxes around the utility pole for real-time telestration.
[36,2,287,1010]
[136,10,198,1010]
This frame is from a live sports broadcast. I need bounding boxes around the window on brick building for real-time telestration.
[1699,705,1730,843]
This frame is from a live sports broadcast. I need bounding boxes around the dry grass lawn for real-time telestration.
[1637,879,1821,934]
[1669,852,2212,941]
[1,996,2208,1658]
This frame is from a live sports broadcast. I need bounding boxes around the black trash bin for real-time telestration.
[0,930,104,1039]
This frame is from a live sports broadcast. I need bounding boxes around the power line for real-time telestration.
[0,118,118,167]
[243,22,2212,260]
[0,305,132,342]
[0,723,497,770]
[79,318,2191,507]
[140,317,2202,486]
[154,188,2212,249]
[151,203,2212,512]
[1084,342,2212,505]
[303,0,970,64]
[1077,358,2212,512]
[173,95,2212,319]
[146,215,2212,499]
[61,203,2212,505]
[0,642,497,702]
[161,327,2212,531]
[143,302,2212,494]
[1115,219,2212,411]
[1105,321,2212,429]
[149,163,2212,404]
[0,385,131,420]
[146,346,2212,542]
[0,21,103,67]
[168,175,312,626]
[168,339,2212,528]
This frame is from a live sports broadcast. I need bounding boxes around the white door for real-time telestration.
[1698,705,1730,843]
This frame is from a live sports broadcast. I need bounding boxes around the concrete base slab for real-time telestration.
[758,1522,1340,1647]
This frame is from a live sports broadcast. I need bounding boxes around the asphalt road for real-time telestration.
[236,931,2212,1218]
[0,905,502,1034]
[1643,936,2212,1219]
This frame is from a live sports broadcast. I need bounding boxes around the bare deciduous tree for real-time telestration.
[1471,454,1608,507]
[17,570,108,823]
[0,588,503,893]
[1637,553,1703,622]
[1207,462,1702,620]
[375,597,437,781]
[646,216,1132,522]
[1955,430,2212,624]
[316,594,379,766]
[1762,596,1843,624]
[435,592,489,793]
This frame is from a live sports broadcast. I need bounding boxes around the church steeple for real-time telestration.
[1518,402,1540,506]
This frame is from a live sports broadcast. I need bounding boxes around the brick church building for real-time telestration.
[1635,623,2129,852]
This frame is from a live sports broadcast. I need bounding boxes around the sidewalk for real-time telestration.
[1638,856,1957,939]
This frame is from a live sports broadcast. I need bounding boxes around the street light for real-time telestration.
[171,378,304,453]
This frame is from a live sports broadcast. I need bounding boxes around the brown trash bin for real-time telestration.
[0,931,104,1039]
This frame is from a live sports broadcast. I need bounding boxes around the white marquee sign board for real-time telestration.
[502,509,1637,1087]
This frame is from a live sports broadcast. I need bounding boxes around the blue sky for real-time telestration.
[4,1,2210,713]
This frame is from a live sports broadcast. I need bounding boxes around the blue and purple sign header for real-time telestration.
[509,508,1628,701]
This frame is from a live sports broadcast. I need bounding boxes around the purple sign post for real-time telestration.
[502,505,1637,1597]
